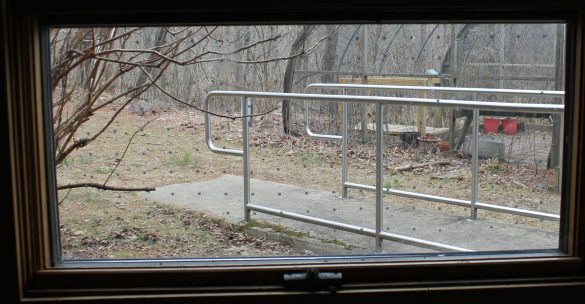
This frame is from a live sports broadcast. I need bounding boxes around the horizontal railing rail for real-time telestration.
[207,90,564,112]
[306,83,564,96]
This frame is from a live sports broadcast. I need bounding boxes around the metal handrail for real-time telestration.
[345,183,560,221]
[303,83,564,221]
[204,90,564,252]
[204,95,244,156]
[303,83,564,140]
[208,90,563,112]
[307,83,564,96]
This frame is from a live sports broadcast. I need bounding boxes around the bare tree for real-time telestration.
[51,26,313,191]
[282,25,313,134]
[322,25,340,130]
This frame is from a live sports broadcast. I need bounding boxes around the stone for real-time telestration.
[461,137,505,159]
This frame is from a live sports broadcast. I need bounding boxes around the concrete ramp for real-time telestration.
[142,175,558,254]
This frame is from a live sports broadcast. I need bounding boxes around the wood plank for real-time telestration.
[361,123,449,135]
[340,76,441,86]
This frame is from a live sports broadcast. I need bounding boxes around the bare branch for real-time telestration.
[84,28,140,50]
[90,84,145,112]
[170,27,218,58]
[194,29,333,65]
[58,183,154,192]
[54,71,160,164]
[83,54,160,68]
[196,51,308,64]
[58,188,72,205]
[165,26,190,36]
[190,34,283,60]
[88,33,282,67]
[137,65,279,120]
[51,25,314,167]
[103,118,157,186]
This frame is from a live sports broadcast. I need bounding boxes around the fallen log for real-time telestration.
[394,160,450,172]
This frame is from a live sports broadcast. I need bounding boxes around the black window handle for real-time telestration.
[283,268,342,289]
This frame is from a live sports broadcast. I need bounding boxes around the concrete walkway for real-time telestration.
[142,175,558,254]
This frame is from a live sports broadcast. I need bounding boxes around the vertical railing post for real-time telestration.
[205,98,212,148]
[304,99,309,134]
[342,89,349,198]
[243,97,252,221]
[375,102,384,252]
[558,112,564,192]
[471,93,479,219]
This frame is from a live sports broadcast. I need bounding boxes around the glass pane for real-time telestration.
[50,24,564,260]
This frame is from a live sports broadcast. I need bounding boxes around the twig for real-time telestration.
[57,183,154,192]
[58,188,72,205]
[103,118,157,186]
[394,160,450,172]
[137,65,279,120]
[194,31,334,65]
[165,26,190,36]
[91,34,281,67]
[57,118,157,192]
[112,202,127,210]
[512,180,529,189]
[85,28,140,51]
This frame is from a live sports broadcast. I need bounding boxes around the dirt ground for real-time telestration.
[57,103,561,259]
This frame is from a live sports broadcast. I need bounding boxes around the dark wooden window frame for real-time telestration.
[3,1,585,303]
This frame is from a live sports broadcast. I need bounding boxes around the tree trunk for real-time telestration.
[548,24,564,171]
[282,25,313,134]
[134,28,168,88]
[440,24,474,149]
[321,25,339,133]
[132,28,168,114]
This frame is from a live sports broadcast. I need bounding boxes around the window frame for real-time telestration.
[4,1,585,302]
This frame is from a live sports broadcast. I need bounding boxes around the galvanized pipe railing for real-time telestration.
[242,97,252,221]
[303,83,564,140]
[246,204,470,252]
[205,90,564,252]
[304,83,564,221]
[305,83,565,97]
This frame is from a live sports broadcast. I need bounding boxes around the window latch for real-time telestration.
[283,268,342,289]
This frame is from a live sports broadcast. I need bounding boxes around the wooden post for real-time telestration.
[417,106,426,137]
[425,78,442,135]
